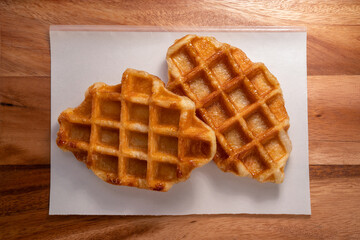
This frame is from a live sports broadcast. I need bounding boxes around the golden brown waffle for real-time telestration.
[57,69,216,191]
[166,35,292,183]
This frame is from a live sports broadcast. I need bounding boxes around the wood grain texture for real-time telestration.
[1,76,359,165]
[0,77,50,165]
[1,1,360,76]
[310,140,360,165]
[1,165,359,239]
[308,75,360,142]
[1,0,359,238]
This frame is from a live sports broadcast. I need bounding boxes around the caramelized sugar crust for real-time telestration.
[166,35,292,183]
[57,69,216,191]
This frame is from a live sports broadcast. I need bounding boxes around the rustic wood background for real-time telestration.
[0,0,359,239]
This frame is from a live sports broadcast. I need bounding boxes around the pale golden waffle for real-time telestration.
[57,69,216,191]
[166,35,292,183]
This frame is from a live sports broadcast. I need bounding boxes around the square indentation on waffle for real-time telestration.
[182,138,212,158]
[156,106,180,129]
[73,97,92,119]
[127,102,149,125]
[239,147,268,176]
[127,130,148,153]
[192,37,217,60]
[97,126,119,149]
[247,68,274,97]
[99,99,121,121]
[171,46,197,75]
[262,135,286,162]
[125,158,147,179]
[171,85,186,97]
[214,142,229,163]
[186,71,215,101]
[155,134,178,157]
[92,153,118,175]
[154,162,178,181]
[266,94,288,122]
[69,123,91,142]
[221,122,251,151]
[73,150,88,162]
[244,108,273,137]
[204,95,233,128]
[226,79,256,111]
[127,74,153,97]
[231,48,253,72]
[210,56,237,84]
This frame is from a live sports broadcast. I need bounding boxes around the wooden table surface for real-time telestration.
[0,1,359,239]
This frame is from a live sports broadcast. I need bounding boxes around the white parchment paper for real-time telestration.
[50,27,310,215]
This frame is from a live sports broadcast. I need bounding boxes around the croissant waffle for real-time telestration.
[57,69,216,191]
[166,35,292,183]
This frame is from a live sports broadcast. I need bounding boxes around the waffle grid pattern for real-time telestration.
[57,69,216,191]
[166,35,292,183]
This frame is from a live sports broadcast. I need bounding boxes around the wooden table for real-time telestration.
[1,1,359,239]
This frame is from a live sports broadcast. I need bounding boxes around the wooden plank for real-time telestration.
[0,77,50,165]
[308,75,360,142]
[307,25,360,75]
[1,75,359,165]
[0,165,359,239]
[310,140,360,165]
[2,0,359,27]
[0,12,50,77]
[1,1,360,76]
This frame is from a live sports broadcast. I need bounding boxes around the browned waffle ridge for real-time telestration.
[57,69,216,191]
[166,35,292,183]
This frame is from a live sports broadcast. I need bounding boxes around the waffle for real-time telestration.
[166,35,292,183]
[57,69,216,191]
